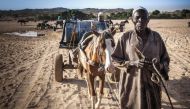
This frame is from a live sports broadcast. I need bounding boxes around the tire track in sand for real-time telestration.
[13,42,57,109]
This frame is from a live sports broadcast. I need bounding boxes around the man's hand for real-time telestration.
[129,59,145,68]
[112,59,145,68]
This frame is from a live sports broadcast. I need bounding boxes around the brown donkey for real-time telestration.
[78,30,115,109]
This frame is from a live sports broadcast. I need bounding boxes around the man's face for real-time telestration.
[132,9,149,32]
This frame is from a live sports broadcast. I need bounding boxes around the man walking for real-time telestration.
[111,6,170,109]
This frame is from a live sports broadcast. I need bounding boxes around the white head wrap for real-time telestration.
[132,6,149,17]
[98,12,104,21]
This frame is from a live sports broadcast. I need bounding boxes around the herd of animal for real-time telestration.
[17,19,64,30]
[17,19,129,31]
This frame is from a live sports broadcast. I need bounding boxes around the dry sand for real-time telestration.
[0,19,190,109]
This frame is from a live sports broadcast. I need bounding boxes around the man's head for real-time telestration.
[98,12,104,22]
[132,6,149,33]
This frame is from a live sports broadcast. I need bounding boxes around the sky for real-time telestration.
[0,0,190,11]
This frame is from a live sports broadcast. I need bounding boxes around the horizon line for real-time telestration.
[0,7,189,12]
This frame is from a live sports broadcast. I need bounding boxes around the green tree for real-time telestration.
[60,10,91,20]
[152,10,160,15]
[127,9,133,18]
[181,9,190,18]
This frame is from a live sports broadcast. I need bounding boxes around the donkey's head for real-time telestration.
[92,30,115,72]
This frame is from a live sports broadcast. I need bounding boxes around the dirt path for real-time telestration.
[0,31,118,109]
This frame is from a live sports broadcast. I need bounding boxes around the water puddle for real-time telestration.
[4,31,44,37]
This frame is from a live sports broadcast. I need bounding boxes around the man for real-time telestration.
[111,6,170,109]
[98,12,104,22]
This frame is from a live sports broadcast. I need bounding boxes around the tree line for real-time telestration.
[0,9,190,21]
[36,9,190,20]
[150,9,190,19]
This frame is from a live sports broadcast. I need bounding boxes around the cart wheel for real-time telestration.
[55,54,63,82]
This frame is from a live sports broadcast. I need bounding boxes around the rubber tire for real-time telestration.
[55,54,63,82]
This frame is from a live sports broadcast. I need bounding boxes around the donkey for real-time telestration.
[78,30,115,109]
[17,19,28,26]
[55,20,63,28]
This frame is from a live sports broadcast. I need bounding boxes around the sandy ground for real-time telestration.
[0,19,190,109]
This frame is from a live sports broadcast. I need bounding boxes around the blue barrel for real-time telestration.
[63,20,108,44]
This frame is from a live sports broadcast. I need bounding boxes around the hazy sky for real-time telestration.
[0,0,190,11]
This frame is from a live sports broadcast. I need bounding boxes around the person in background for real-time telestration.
[111,6,170,109]
[98,12,104,22]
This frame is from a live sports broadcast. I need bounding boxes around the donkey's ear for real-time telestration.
[111,29,116,36]
[105,29,114,37]
[99,34,106,48]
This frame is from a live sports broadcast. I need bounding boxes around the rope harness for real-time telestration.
[105,74,120,108]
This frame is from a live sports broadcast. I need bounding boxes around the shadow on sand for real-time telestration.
[161,76,190,109]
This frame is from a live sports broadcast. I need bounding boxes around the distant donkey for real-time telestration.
[17,19,29,26]
[36,20,53,30]
[55,20,63,29]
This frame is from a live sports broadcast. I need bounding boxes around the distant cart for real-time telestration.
[54,20,109,82]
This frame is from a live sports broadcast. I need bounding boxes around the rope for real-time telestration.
[113,73,119,92]
[69,23,77,49]
[109,59,174,109]
[151,58,174,109]
[134,46,173,108]
[105,75,120,109]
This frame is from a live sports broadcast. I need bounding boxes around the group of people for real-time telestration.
[77,6,170,109]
